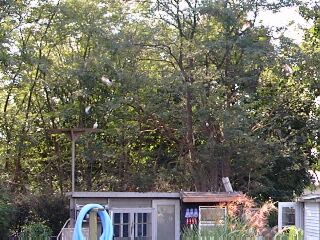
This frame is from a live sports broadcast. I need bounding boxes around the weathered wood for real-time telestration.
[89,208,105,240]
[89,208,98,240]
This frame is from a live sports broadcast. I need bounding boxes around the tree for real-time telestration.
[0,0,316,211]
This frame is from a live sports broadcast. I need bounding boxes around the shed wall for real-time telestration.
[74,197,108,206]
[109,198,152,208]
[304,202,320,240]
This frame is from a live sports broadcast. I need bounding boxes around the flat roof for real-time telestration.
[298,194,320,202]
[69,192,180,198]
[181,191,244,203]
[68,191,244,203]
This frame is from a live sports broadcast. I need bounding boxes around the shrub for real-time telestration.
[182,225,303,240]
[221,195,276,236]
[10,193,69,236]
[0,191,14,239]
[274,226,303,240]
[32,194,69,235]
[182,224,255,239]
[182,195,278,239]
[20,222,52,240]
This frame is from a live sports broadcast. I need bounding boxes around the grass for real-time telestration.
[181,224,303,240]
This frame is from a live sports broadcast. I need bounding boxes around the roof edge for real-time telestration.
[68,191,180,198]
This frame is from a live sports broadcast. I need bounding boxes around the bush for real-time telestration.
[182,195,281,239]
[10,193,69,236]
[20,222,52,240]
[182,225,258,240]
[221,195,276,236]
[274,226,303,240]
[0,191,14,239]
[31,194,69,235]
[182,225,303,240]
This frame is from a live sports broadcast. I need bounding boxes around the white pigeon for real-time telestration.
[85,106,91,114]
[93,121,98,129]
[101,76,112,86]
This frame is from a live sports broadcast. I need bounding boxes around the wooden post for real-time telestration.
[89,208,98,240]
[89,208,105,240]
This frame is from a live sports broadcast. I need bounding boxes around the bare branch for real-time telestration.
[137,57,177,69]
[134,43,180,66]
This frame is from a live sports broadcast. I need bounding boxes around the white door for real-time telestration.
[152,200,180,240]
[278,202,303,230]
[110,208,154,240]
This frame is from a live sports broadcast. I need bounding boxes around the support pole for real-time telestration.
[89,208,99,240]
[71,132,76,194]
[47,128,100,196]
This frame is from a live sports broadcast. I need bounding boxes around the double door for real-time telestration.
[111,208,153,240]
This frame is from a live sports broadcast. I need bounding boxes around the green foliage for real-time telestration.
[9,193,69,236]
[183,197,276,239]
[20,222,52,240]
[30,194,69,236]
[0,1,319,234]
[268,210,278,228]
[274,226,303,240]
[182,226,231,240]
[0,190,14,239]
[182,225,303,240]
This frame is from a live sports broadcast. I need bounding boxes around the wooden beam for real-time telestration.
[89,208,99,240]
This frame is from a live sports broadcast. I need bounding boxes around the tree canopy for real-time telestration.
[0,0,319,234]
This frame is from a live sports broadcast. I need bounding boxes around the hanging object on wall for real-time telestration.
[73,203,113,240]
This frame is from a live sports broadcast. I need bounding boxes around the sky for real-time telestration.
[256,1,316,43]
[23,0,318,44]
[257,7,311,43]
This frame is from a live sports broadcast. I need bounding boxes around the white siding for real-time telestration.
[304,202,320,240]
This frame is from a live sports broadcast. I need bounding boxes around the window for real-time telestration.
[282,207,295,226]
[278,202,298,230]
[114,213,130,238]
[134,213,152,239]
[199,207,226,233]
[111,209,153,240]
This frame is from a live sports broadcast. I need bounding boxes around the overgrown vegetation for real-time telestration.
[0,189,14,239]
[0,0,319,234]
[182,226,303,240]
[274,226,304,240]
[182,196,302,239]
[20,223,52,240]
[0,187,68,237]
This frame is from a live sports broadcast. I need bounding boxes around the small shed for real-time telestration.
[181,192,244,231]
[278,194,320,240]
[64,191,244,240]
[69,191,180,240]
